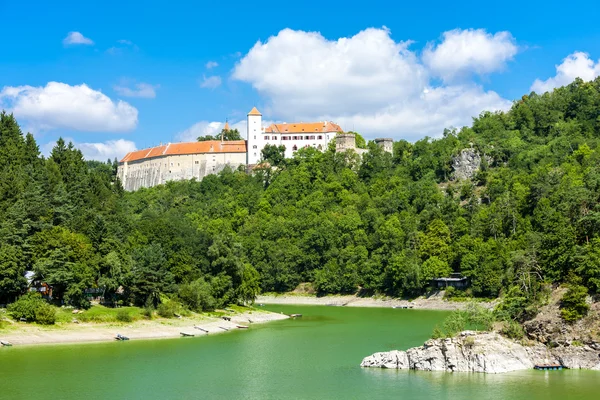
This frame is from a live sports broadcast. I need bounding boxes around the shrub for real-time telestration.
[500,320,524,340]
[495,285,543,323]
[178,278,216,312]
[8,292,46,322]
[116,309,133,323]
[157,299,181,318]
[463,336,475,347]
[443,287,473,301]
[442,311,467,337]
[431,303,495,339]
[560,285,589,323]
[431,326,444,339]
[142,307,154,320]
[34,304,56,325]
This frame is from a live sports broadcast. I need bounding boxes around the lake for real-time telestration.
[1,305,598,399]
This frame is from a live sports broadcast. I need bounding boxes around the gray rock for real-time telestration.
[360,350,409,369]
[452,149,490,181]
[361,331,600,374]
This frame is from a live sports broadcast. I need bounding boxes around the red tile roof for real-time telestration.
[264,121,343,134]
[120,140,247,163]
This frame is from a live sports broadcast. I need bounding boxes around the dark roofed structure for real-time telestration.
[432,273,469,289]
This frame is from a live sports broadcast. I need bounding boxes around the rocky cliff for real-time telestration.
[360,331,600,373]
[452,149,491,180]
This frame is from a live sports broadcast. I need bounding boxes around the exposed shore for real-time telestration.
[256,292,494,311]
[0,309,288,347]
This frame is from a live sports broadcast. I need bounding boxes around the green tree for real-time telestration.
[560,284,590,323]
[261,144,286,167]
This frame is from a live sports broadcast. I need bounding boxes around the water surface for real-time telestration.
[0,305,597,399]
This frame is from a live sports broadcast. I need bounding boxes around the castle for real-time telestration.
[117,107,392,191]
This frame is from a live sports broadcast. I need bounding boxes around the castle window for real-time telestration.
[264,136,269,140]
[254,136,256,139]
[309,135,316,140]
[253,145,257,149]
[305,136,310,140]
[253,153,257,157]
[272,136,277,140]
[195,161,199,164]
[292,145,298,151]
[318,135,323,140]
[170,162,173,166]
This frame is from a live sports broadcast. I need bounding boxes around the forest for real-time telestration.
[1,77,600,317]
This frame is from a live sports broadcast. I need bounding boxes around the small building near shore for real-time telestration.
[26,271,53,300]
[432,273,469,290]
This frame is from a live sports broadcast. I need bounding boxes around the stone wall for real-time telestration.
[118,152,246,191]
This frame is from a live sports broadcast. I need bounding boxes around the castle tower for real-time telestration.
[374,138,393,154]
[335,133,356,152]
[222,119,230,142]
[247,107,262,165]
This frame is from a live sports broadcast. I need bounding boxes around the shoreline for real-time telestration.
[256,293,495,311]
[0,309,288,347]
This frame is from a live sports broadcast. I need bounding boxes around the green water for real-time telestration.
[1,305,598,399]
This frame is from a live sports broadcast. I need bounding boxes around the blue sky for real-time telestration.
[1,0,600,160]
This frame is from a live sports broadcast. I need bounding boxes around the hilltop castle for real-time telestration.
[117,107,392,191]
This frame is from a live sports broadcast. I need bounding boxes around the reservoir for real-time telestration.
[1,305,598,399]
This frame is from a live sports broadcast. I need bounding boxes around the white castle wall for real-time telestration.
[118,152,246,191]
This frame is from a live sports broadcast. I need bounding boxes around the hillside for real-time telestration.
[1,77,600,323]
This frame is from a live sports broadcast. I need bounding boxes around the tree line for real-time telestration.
[1,77,600,314]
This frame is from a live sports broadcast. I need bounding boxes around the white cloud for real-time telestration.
[0,82,138,132]
[75,139,137,161]
[200,75,222,89]
[176,120,255,142]
[330,85,510,139]
[63,31,94,46]
[42,138,137,161]
[423,29,517,81]
[206,61,219,69]
[107,39,139,55]
[113,82,159,98]
[233,27,511,140]
[530,52,600,94]
[177,121,224,141]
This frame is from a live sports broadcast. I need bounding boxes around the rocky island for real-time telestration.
[361,331,600,373]
[362,289,600,374]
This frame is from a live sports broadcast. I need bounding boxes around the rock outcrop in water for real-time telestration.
[360,331,600,374]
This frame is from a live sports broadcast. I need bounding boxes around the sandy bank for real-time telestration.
[256,293,496,311]
[0,310,288,347]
